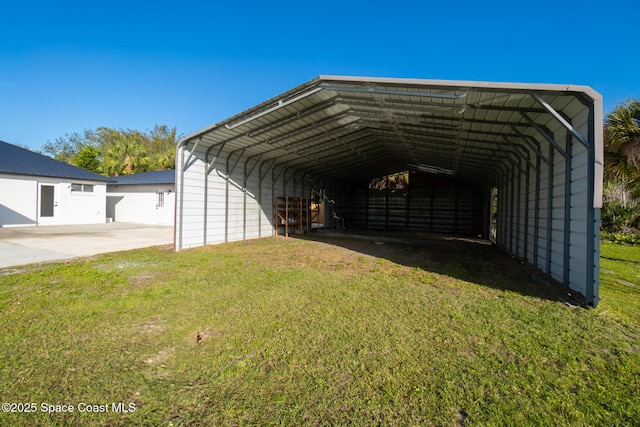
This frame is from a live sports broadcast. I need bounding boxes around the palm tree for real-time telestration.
[147,125,178,170]
[604,99,640,205]
[101,137,150,176]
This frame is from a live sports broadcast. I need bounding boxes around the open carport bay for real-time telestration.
[175,75,603,306]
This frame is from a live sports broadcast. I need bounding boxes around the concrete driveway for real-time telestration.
[0,222,174,269]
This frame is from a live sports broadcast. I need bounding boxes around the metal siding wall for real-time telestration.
[177,144,208,249]
[550,151,566,282]
[408,188,432,231]
[516,158,529,258]
[226,168,246,242]
[568,109,594,298]
[352,188,368,228]
[536,151,551,272]
[176,145,283,249]
[243,173,262,239]
[203,165,224,244]
[524,147,538,265]
[258,170,274,237]
[528,98,598,301]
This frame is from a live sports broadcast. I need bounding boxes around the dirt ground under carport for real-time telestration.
[291,229,583,306]
[0,222,173,269]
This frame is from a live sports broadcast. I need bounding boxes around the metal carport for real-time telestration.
[175,75,603,306]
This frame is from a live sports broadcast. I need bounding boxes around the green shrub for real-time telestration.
[600,201,640,234]
[601,231,640,245]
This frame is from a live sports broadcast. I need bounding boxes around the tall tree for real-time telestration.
[42,130,95,163]
[72,145,101,173]
[147,125,178,170]
[101,136,150,176]
[605,99,640,204]
[41,125,180,176]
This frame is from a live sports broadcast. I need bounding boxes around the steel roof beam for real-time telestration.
[531,94,590,149]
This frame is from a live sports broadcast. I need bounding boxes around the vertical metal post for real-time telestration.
[509,161,515,253]
[586,104,597,305]
[515,156,522,256]
[563,132,573,288]
[385,175,390,230]
[546,144,554,275]
[534,148,541,268]
[515,144,531,262]
[177,143,186,250]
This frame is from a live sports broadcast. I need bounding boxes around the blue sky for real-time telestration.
[1,0,638,151]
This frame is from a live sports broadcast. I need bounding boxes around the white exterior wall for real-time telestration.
[107,185,175,226]
[0,175,38,226]
[0,174,106,227]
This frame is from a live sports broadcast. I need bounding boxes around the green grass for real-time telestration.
[0,236,638,426]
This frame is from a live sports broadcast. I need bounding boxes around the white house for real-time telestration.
[0,140,110,227]
[106,170,175,226]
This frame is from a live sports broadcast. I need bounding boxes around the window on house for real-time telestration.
[71,183,94,192]
[156,191,164,208]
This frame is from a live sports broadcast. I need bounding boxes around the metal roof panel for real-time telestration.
[0,140,111,182]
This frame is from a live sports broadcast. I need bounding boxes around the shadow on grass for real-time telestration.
[601,256,640,265]
[294,229,584,306]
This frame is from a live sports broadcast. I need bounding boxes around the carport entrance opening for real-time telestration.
[175,75,603,306]
[293,172,491,238]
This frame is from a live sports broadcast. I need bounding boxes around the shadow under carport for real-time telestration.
[292,229,583,306]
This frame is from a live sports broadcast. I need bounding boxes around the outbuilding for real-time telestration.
[0,140,110,227]
[174,76,603,306]
[106,169,175,226]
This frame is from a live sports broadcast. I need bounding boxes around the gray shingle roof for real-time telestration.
[108,170,175,186]
[0,140,111,182]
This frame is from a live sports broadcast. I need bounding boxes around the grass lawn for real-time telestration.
[1,234,638,426]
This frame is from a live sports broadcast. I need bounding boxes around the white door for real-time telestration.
[39,184,56,225]
[155,191,165,225]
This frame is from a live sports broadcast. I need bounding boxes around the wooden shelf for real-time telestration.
[275,196,307,236]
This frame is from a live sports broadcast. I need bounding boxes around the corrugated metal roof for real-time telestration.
[108,170,175,186]
[177,75,603,200]
[0,140,111,182]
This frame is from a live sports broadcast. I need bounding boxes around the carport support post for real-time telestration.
[546,144,554,275]
[509,161,515,252]
[385,175,390,230]
[513,143,532,262]
[563,132,573,288]
[534,148,541,268]
[586,104,597,305]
